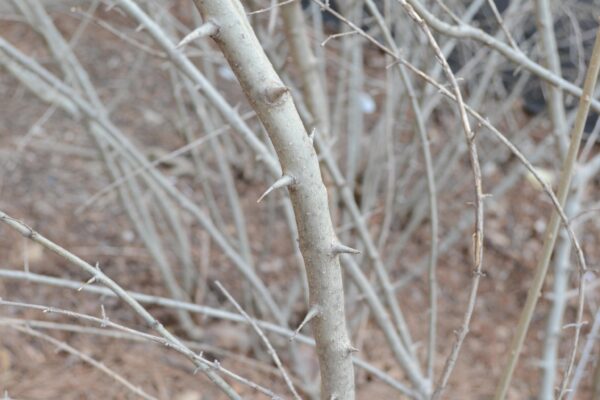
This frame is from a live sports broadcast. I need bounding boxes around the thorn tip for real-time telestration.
[289,305,320,342]
[176,21,219,48]
[257,174,295,203]
[331,242,360,255]
[347,344,359,355]
[309,128,316,145]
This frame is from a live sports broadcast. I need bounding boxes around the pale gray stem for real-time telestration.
[8,325,158,400]
[494,28,600,400]
[0,266,413,396]
[364,0,439,382]
[343,256,431,395]
[14,0,202,337]
[0,35,284,325]
[539,193,581,400]
[190,1,356,398]
[215,281,302,400]
[0,211,242,399]
[565,308,600,400]
[534,0,569,156]
[404,0,600,113]
[281,0,330,135]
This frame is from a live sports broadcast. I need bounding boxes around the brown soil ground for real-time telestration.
[1,3,599,400]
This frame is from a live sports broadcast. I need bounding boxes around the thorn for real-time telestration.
[80,262,101,291]
[257,175,295,203]
[331,242,360,255]
[289,306,320,342]
[176,21,219,48]
[346,344,359,355]
[264,85,289,104]
[77,275,96,291]
[309,128,316,145]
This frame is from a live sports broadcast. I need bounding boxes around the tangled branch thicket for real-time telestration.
[1,0,599,399]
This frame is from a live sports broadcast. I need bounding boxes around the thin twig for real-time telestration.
[7,324,158,400]
[0,210,242,400]
[0,269,412,396]
[215,281,301,400]
[494,27,600,400]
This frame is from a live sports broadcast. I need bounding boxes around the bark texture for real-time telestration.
[191,1,356,398]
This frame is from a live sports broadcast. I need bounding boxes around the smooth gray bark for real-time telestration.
[191,1,356,398]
